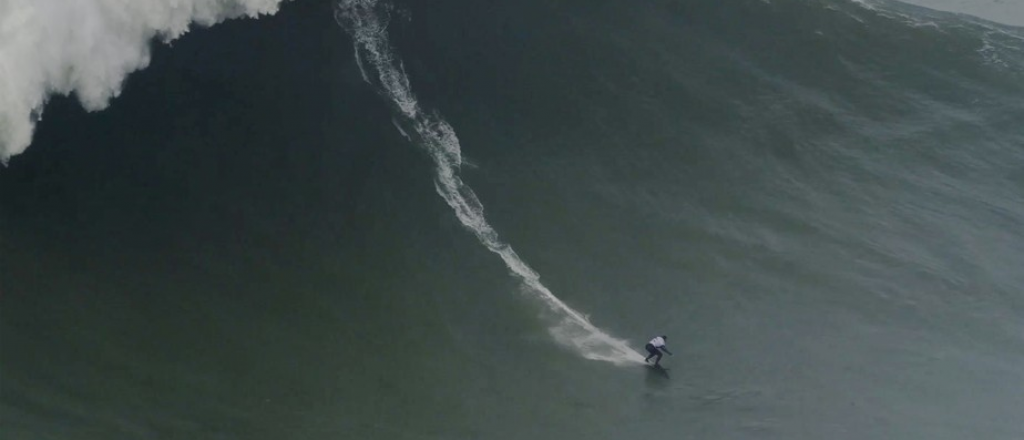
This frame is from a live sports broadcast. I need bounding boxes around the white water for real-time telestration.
[0,0,289,162]
[334,0,645,365]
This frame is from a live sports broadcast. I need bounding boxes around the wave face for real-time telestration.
[0,0,289,162]
[334,0,644,365]
[7,0,1024,438]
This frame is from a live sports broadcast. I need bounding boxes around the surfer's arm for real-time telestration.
[662,347,673,355]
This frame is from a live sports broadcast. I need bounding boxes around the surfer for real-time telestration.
[644,335,672,366]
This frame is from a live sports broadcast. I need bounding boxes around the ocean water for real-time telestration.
[4,0,1024,439]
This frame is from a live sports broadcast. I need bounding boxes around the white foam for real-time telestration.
[335,0,644,366]
[0,0,288,162]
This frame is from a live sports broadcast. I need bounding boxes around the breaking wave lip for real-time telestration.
[334,0,644,366]
[0,0,290,163]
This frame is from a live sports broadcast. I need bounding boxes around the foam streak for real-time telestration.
[335,0,644,365]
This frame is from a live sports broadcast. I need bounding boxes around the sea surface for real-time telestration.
[4,0,1024,439]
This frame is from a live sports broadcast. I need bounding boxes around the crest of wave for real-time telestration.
[0,0,288,162]
[335,0,645,366]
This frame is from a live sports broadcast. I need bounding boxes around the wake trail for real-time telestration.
[334,0,644,365]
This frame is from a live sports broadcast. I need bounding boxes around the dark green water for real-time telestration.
[5,0,1024,438]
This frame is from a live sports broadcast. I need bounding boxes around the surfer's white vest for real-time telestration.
[648,336,666,347]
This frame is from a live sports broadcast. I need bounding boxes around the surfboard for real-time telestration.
[645,363,670,378]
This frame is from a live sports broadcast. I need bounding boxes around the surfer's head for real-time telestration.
[661,335,667,340]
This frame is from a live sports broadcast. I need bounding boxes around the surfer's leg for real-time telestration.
[644,344,656,362]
